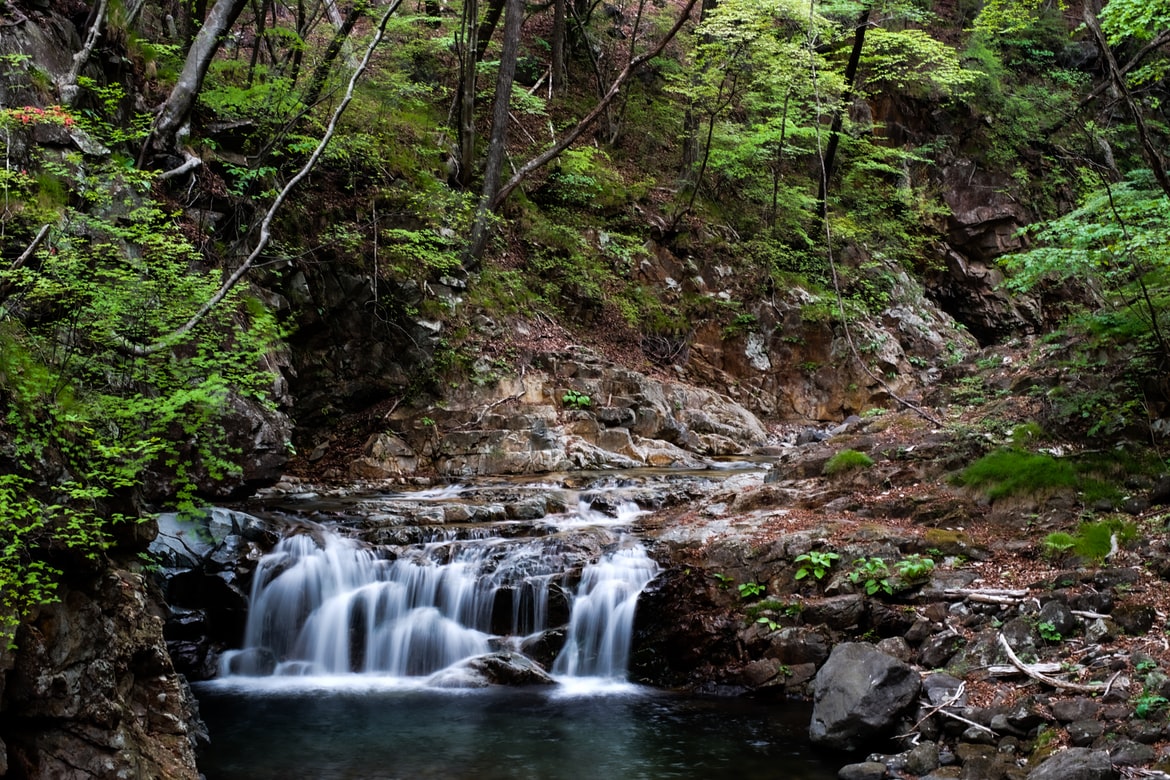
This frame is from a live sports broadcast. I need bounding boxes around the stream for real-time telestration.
[175,473,842,778]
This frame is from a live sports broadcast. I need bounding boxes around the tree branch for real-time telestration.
[997,633,1106,693]
[118,0,403,357]
[58,0,109,106]
[489,0,701,211]
[1083,7,1170,198]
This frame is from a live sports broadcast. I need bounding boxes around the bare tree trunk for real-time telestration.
[816,7,869,219]
[300,0,367,110]
[1083,7,1170,198]
[147,0,250,157]
[488,0,700,210]
[466,0,524,261]
[456,0,480,186]
[475,0,507,60]
[551,0,566,92]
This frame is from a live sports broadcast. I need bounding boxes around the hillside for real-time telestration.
[1,0,1169,775]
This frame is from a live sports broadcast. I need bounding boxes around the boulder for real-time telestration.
[428,652,556,688]
[1026,748,1117,780]
[809,642,921,751]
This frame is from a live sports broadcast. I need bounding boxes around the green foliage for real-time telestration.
[894,554,935,583]
[381,227,462,280]
[955,448,1078,500]
[794,550,839,581]
[850,557,892,595]
[712,572,734,588]
[1135,692,1169,720]
[823,449,874,476]
[0,178,280,647]
[737,581,765,599]
[1042,531,1077,560]
[1037,620,1062,643]
[561,389,592,409]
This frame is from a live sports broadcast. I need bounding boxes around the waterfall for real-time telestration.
[222,523,657,681]
[552,544,660,678]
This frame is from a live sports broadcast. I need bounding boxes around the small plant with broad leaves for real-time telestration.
[1037,620,1062,643]
[562,389,592,409]
[738,581,765,599]
[794,550,839,582]
[850,557,892,595]
[894,554,935,583]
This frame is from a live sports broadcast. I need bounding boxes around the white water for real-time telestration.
[222,517,658,682]
[552,542,660,678]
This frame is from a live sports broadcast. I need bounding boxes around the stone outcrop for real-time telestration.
[0,559,202,779]
[342,349,772,480]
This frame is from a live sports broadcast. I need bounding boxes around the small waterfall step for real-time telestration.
[219,513,659,682]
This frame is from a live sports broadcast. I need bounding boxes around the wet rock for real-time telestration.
[838,761,887,780]
[1026,748,1117,780]
[1038,600,1078,638]
[802,595,865,631]
[809,643,921,751]
[3,566,201,779]
[223,647,277,676]
[871,740,940,776]
[430,652,556,687]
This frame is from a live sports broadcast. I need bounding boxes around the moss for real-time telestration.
[823,449,874,477]
[955,448,1077,500]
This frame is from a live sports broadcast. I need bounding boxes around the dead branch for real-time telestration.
[58,0,109,106]
[118,0,403,357]
[997,633,1106,693]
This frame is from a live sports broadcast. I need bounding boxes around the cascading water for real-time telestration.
[220,498,658,682]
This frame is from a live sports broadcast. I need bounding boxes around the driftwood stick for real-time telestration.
[899,681,967,737]
[997,634,1105,693]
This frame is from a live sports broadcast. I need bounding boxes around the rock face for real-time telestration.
[346,350,772,479]
[0,563,202,779]
[808,642,921,752]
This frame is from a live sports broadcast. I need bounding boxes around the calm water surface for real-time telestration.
[195,682,841,779]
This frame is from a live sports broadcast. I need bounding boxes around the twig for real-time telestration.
[158,150,202,181]
[58,0,109,105]
[117,0,403,356]
[997,634,1106,693]
[0,223,52,303]
[899,680,966,737]
[934,707,996,736]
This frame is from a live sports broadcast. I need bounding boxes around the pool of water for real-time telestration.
[194,682,841,780]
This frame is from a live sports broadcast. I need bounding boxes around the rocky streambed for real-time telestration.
[155,410,1170,780]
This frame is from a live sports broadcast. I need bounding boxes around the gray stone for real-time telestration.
[1066,719,1105,746]
[1052,698,1099,723]
[1085,618,1118,645]
[810,643,921,751]
[1108,739,1155,766]
[1026,748,1117,780]
[838,761,887,780]
[1038,600,1078,637]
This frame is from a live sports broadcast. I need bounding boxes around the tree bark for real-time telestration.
[457,0,480,187]
[475,0,507,60]
[488,0,701,211]
[300,0,367,110]
[1083,7,1170,198]
[551,0,566,91]
[466,0,524,261]
[816,7,869,219]
[148,0,250,157]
